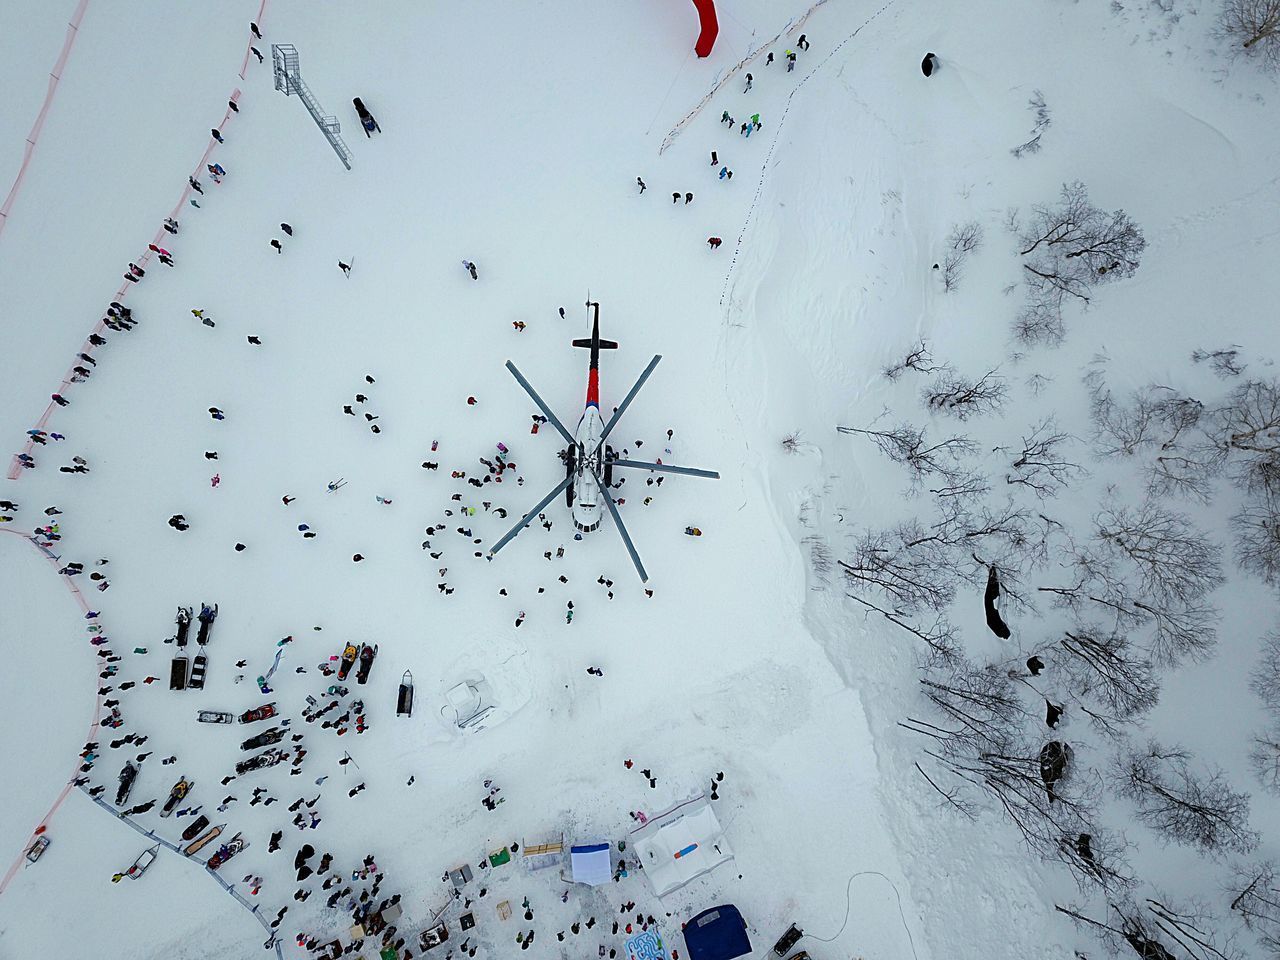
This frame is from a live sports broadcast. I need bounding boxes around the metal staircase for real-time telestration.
[271,44,352,170]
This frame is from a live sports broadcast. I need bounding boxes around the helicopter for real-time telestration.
[487,301,719,583]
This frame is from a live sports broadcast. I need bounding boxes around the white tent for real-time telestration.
[569,843,612,886]
[631,795,734,897]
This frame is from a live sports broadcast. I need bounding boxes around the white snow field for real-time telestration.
[3,0,1280,959]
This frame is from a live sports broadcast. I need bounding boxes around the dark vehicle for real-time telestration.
[356,643,378,685]
[353,97,380,136]
[773,925,803,957]
[175,606,193,647]
[188,653,207,690]
[207,832,247,870]
[182,815,210,842]
[160,777,192,818]
[337,643,358,681]
[169,656,189,691]
[238,702,277,725]
[397,671,414,717]
[196,603,218,645]
[240,727,285,751]
[116,762,138,806]
[235,749,287,776]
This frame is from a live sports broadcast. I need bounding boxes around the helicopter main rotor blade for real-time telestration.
[505,360,574,445]
[600,355,661,443]
[609,459,720,480]
[590,465,649,584]
[488,475,574,557]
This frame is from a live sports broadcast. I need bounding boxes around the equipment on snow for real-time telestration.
[175,606,192,647]
[241,727,286,751]
[26,835,50,863]
[183,823,223,856]
[182,815,210,841]
[196,603,217,644]
[188,653,207,690]
[170,655,189,691]
[396,671,414,717]
[337,643,358,681]
[238,702,277,724]
[114,843,160,881]
[772,924,803,956]
[197,710,233,724]
[356,643,378,685]
[235,749,289,776]
[353,98,381,136]
[116,762,138,806]
[206,832,247,870]
[161,777,192,818]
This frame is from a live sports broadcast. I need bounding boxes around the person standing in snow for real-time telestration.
[684,192,693,204]
[766,51,774,65]
[189,177,203,194]
[462,260,478,280]
[338,261,352,277]
[798,34,809,50]
[271,239,283,253]
[719,166,730,180]
[636,177,646,193]
[281,223,293,236]
[710,150,718,166]
[707,237,722,249]
[212,128,224,143]
[743,73,753,92]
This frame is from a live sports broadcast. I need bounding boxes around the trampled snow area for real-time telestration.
[3,1,1280,958]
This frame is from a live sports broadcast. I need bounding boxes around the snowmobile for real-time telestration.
[353,97,380,137]
[337,643,359,681]
[396,671,414,717]
[772,925,804,957]
[206,832,247,870]
[116,761,138,806]
[238,702,277,724]
[160,777,192,818]
[240,727,285,751]
[174,606,193,647]
[197,710,233,724]
[182,815,210,841]
[356,643,378,685]
[196,602,217,644]
[183,822,223,857]
[235,749,288,776]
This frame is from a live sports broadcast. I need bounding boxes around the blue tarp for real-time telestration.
[682,905,751,960]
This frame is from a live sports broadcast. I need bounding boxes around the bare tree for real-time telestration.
[1112,741,1259,856]
[840,522,961,614]
[1019,182,1146,302]
[1055,627,1159,733]
[905,659,1028,756]
[1088,376,1161,458]
[941,220,984,292]
[1248,730,1280,794]
[1013,289,1066,347]
[1006,416,1087,498]
[1250,630,1280,709]
[1219,0,1280,71]
[1192,346,1247,379]
[836,422,977,489]
[1213,379,1280,496]
[923,367,1008,420]
[1228,860,1280,954]
[1011,90,1051,158]
[1058,898,1240,960]
[882,340,938,380]
[1095,501,1225,606]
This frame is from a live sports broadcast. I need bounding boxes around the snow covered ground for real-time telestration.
[2,0,1279,958]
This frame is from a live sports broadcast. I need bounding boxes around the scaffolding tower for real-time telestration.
[271,44,352,171]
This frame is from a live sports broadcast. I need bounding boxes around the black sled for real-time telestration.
[397,671,414,717]
[353,98,380,137]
